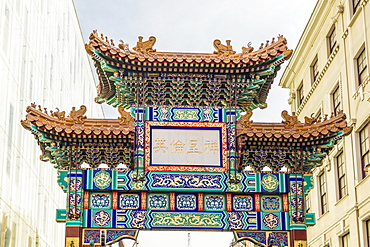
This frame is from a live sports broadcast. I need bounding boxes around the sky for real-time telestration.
[73,0,317,246]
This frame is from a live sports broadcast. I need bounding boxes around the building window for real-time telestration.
[366,219,370,246]
[328,27,337,55]
[336,152,347,199]
[360,123,370,178]
[332,86,341,115]
[311,57,319,84]
[353,0,361,14]
[342,233,350,247]
[297,82,304,106]
[357,48,367,85]
[315,109,322,122]
[319,173,327,214]
[305,193,311,212]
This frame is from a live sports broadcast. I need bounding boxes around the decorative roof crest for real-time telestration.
[69,105,87,124]
[118,106,135,125]
[237,110,253,128]
[213,39,236,57]
[281,110,300,128]
[132,36,157,56]
[50,108,66,121]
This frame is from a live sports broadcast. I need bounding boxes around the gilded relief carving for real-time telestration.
[69,105,87,124]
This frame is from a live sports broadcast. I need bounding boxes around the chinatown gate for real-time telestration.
[21,31,352,247]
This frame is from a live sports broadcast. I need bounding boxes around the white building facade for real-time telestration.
[280,0,370,246]
[0,0,103,246]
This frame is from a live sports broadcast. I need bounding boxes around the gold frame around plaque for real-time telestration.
[65,237,79,247]
[294,240,307,247]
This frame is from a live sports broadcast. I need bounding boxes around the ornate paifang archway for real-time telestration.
[21,31,351,247]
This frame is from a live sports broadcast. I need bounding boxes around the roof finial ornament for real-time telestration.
[118,106,135,125]
[237,110,253,128]
[213,39,236,57]
[133,36,156,55]
[118,40,129,52]
[304,113,318,126]
[51,107,66,121]
[281,110,300,128]
[241,42,254,55]
[69,105,87,124]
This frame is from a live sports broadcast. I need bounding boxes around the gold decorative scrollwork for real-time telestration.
[151,212,223,227]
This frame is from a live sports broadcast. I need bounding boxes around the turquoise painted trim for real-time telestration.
[88,170,94,190]
[289,224,307,230]
[305,213,316,226]
[112,171,118,190]
[66,221,83,227]
[255,173,260,193]
[279,173,286,193]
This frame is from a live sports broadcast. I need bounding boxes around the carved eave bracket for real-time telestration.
[235,110,353,172]
[20,104,136,169]
[21,104,135,139]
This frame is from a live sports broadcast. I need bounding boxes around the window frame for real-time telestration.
[336,151,347,199]
[297,82,304,107]
[360,123,370,179]
[305,192,311,213]
[356,48,367,86]
[332,85,341,116]
[327,26,337,55]
[366,219,370,246]
[311,57,319,84]
[342,232,350,247]
[353,0,361,14]
[318,172,328,215]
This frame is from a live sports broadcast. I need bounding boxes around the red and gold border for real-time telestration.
[144,121,228,172]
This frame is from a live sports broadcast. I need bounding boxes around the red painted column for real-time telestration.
[290,229,307,246]
[141,192,147,210]
[198,192,204,211]
[170,192,176,211]
[254,193,260,212]
[226,193,232,212]
[112,191,118,210]
[65,226,82,247]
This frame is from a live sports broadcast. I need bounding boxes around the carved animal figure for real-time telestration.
[118,106,134,125]
[118,39,129,51]
[281,110,299,128]
[237,110,253,128]
[133,36,156,55]
[241,43,254,55]
[213,39,236,57]
[304,113,318,126]
[69,105,87,124]
[51,108,66,121]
